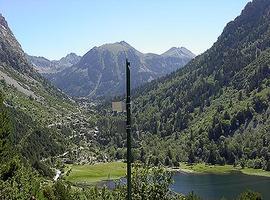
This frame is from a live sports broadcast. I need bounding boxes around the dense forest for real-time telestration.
[0,90,264,198]
[0,95,263,199]
[97,0,270,171]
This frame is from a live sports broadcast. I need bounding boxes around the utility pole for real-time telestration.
[126,59,132,200]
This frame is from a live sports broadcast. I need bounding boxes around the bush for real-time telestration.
[237,190,262,200]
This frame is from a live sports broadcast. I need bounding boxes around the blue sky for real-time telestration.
[1,0,251,60]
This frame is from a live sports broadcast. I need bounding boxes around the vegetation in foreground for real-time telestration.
[43,164,263,200]
[0,92,265,200]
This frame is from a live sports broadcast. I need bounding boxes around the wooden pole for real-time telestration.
[126,59,132,200]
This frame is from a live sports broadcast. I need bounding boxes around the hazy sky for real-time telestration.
[1,0,251,60]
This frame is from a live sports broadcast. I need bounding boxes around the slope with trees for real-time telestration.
[96,0,270,171]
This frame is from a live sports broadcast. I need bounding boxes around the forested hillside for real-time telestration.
[0,92,45,199]
[98,0,270,170]
[0,13,104,198]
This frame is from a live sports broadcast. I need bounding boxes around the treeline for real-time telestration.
[98,86,270,170]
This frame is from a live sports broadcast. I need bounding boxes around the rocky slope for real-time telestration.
[0,14,39,78]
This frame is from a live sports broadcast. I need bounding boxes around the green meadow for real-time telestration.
[179,163,270,177]
[65,162,126,184]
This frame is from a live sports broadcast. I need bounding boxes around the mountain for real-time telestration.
[98,0,270,170]
[0,14,39,79]
[46,41,195,98]
[161,47,195,58]
[26,52,81,74]
[0,14,72,102]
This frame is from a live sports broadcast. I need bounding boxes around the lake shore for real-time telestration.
[168,163,270,177]
[65,161,270,186]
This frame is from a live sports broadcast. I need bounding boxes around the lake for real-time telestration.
[101,171,270,199]
[171,172,270,200]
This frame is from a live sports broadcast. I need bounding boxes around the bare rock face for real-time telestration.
[0,14,9,29]
[0,14,38,78]
[0,14,69,102]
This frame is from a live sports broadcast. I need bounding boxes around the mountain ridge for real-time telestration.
[44,41,195,98]
[161,46,196,58]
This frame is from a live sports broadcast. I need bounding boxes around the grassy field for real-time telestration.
[65,162,126,184]
[179,163,270,177]
[241,167,270,177]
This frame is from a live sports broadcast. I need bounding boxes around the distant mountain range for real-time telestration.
[26,53,81,74]
[28,41,195,98]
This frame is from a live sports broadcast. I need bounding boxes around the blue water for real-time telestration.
[171,172,270,200]
[101,171,270,199]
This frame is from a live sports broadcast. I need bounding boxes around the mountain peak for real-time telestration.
[64,52,80,60]
[0,14,9,30]
[94,41,139,55]
[119,40,130,46]
[100,41,132,48]
[59,52,81,64]
[162,46,196,58]
[27,52,81,74]
[67,52,78,56]
[0,13,38,77]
